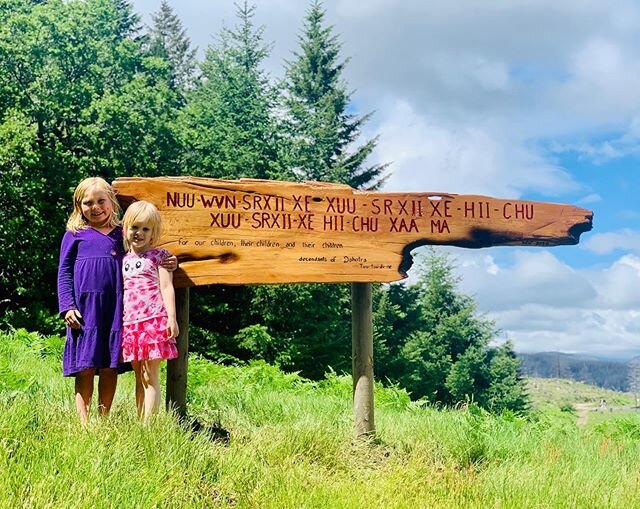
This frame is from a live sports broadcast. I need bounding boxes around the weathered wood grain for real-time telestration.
[112,177,593,287]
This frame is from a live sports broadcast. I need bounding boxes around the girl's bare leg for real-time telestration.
[131,361,145,418]
[74,369,95,424]
[140,359,161,422]
[97,368,118,416]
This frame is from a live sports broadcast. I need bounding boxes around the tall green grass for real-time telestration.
[2,328,640,508]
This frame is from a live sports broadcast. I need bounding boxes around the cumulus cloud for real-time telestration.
[372,101,577,198]
[583,229,640,255]
[454,249,596,311]
[445,249,640,356]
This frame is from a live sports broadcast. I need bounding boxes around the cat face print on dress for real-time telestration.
[123,258,146,277]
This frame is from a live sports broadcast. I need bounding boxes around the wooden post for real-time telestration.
[352,282,375,437]
[166,286,190,418]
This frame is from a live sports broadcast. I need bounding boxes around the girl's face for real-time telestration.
[125,220,153,253]
[81,188,114,229]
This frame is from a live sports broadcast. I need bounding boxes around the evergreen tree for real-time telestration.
[179,1,283,179]
[146,0,197,93]
[249,282,352,378]
[281,0,386,189]
[396,250,528,412]
[372,282,423,383]
[243,0,389,382]
[485,341,530,412]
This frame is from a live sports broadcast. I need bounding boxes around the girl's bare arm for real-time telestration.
[159,267,179,339]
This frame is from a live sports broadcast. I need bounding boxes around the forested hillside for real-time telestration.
[519,352,629,391]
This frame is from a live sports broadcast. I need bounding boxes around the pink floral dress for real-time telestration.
[121,248,178,362]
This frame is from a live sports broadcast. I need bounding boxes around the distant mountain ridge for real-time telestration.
[518,352,630,392]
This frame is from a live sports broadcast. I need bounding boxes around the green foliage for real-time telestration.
[146,0,197,93]
[281,0,387,189]
[593,415,640,440]
[384,250,530,413]
[372,282,422,382]
[0,0,182,315]
[249,283,352,378]
[179,1,284,180]
[485,341,530,412]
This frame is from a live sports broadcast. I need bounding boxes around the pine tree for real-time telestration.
[112,0,142,40]
[485,341,529,412]
[179,1,283,179]
[282,0,386,189]
[396,250,529,412]
[146,0,196,92]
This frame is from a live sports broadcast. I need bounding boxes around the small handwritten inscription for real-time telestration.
[299,255,327,262]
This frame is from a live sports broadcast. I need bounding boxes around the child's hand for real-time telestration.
[64,309,83,329]
[167,318,179,339]
[161,255,178,272]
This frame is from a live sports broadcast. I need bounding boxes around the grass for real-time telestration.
[3,328,640,508]
[526,377,634,409]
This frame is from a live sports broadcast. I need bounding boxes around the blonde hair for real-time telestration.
[66,177,121,233]
[122,200,162,251]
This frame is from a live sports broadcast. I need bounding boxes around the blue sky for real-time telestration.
[133,0,640,358]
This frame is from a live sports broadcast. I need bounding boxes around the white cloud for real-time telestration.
[404,249,640,356]
[455,249,596,311]
[374,101,577,198]
[589,255,640,309]
[583,229,640,255]
[451,250,640,355]
[577,193,602,205]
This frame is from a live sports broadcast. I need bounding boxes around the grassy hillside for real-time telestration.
[3,328,640,508]
[527,377,634,409]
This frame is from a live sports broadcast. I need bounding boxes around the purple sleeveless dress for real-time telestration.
[57,226,125,376]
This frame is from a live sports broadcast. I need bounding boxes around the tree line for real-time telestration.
[0,0,528,412]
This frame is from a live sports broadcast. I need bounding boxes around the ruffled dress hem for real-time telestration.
[121,315,178,362]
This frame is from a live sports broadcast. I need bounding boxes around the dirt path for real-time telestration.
[574,403,592,426]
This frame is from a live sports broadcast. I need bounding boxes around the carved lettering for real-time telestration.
[326,197,356,214]
[389,217,419,233]
[352,216,379,232]
[292,194,311,212]
[323,215,345,231]
[503,202,534,220]
[251,212,292,229]
[297,213,315,230]
[114,177,592,287]
[430,219,450,233]
[429,200,452,218]
[209,212,241,228]
[202,194,236,209]
[166,192,195,208]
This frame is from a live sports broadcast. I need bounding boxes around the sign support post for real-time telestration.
[352,282,375,436]
[166,287,190,418]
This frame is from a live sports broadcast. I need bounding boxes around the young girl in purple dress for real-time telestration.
[58,177,175,424]
[121,200,178,421]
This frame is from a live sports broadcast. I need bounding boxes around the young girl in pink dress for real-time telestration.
[121,200,179,421]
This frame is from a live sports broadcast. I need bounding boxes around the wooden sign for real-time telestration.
[112,177,593,288]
